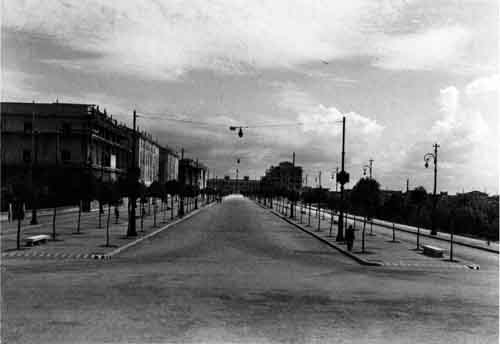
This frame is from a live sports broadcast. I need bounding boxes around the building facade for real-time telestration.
[136,132,160,187]
[179,158,208,190]
[261,161,303,191]
[159,146,179,184]
[1,102,131,207]
[208,176,260,195]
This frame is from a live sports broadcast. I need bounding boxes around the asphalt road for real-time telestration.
[2,195,498,343]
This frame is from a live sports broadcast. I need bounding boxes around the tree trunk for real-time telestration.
[16,217,21,250]
[153,198,157,227]
[106,203,111,246]
[362,217,367,253]
[416,206,421,249]
[98,200,102,228]
[141,203,144,232]
[171,194,174,220]
[329,207,334,236]
[308,202,311,226]
[52,206,57,240]
[77,200,82,233]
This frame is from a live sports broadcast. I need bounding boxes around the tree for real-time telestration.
[100,181,120,247]
[350,178,381,253]
[165,180,180,220]
[10,181,29,250]
[148,181,164,227]
[410,186,427,249]
[75,172,98,234]
[48,168,69,240]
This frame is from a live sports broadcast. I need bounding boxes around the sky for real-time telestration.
[2,0,499,194]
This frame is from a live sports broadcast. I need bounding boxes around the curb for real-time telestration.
[106,201,216,258]
[254,201,381,266]
[272,211,382,266]
[1,251,110,260]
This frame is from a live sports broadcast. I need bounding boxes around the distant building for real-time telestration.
[261,161,302,191]
[208,176,260,195]
[179,158,208,190]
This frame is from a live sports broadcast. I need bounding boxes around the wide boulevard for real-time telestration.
[2,195,498,343]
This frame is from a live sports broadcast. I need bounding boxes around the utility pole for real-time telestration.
[335,167,339,193]
[30,107,38,224]
[336,116,349,242]
[290,152,295,218]
[317,171,321,232]
[406,178,409,193]
[127,110,138,237]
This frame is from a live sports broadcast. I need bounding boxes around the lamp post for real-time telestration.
[424,143,439,236]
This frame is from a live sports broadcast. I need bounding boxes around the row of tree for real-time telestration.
[250,178,498,242]
[6,170,220,249]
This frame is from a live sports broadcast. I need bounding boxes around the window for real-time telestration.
[24,122,32,134]
[23,149,31,163]
[61,150,71,162]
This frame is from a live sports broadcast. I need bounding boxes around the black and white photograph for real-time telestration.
[1,1,499,343]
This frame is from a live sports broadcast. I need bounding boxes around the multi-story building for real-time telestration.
[1,102,131,207]
[179,158,208,190]
[159,146,179,184]
[261,161,302,191]
[136,132,160,187]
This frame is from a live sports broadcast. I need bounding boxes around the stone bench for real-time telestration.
[25,234,50,246]
[422,244,444,257]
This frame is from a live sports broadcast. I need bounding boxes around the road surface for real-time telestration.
[2,196,498,343]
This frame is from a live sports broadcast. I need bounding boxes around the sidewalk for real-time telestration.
[258,200,480,270]
[1,197,215,261]
[281,200,498,253]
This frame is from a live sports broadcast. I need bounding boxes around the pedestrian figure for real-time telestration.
[346,225,355,251]
[114,206,119,224]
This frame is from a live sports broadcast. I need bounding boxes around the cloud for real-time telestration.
[465,74,499,96]
[298,105,384,137]
[431,85,489,145]
[2,1,488,79]
[372,26,472,71]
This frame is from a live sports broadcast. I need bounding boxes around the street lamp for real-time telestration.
[424,143,439,236]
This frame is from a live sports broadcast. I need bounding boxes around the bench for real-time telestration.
[422,244,444,257]
[25,234,51,246]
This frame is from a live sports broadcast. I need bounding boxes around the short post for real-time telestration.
[392,223,396,242]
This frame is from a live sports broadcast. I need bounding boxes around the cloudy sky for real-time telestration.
[2,0,498,194]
